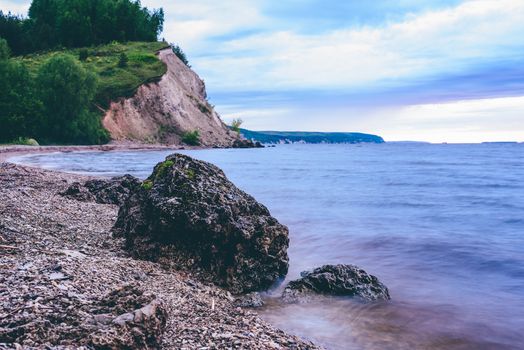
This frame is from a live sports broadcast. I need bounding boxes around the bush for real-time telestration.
[118,53,128,68]
[171,44,190,67]
[181,130,200,146]
[78,48,88,61]
[231,118,243,133]
[16,137,39,146]
[0,38,10,60]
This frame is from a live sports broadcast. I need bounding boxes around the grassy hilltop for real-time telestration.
[15,41,168,109]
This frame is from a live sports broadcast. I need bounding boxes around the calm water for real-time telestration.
[11,143,524,349]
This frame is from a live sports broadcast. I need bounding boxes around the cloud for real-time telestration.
[159,0,524,94]
[0,0,30,14]
[222,95,524,143]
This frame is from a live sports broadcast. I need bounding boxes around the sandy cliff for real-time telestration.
[102,48,239,147]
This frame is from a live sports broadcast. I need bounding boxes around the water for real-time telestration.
[11,143,524,349]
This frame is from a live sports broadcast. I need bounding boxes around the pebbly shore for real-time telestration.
[0,162,321,349]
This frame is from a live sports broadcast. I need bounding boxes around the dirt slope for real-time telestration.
[102,48,239,147]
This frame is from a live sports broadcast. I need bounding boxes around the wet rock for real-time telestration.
[282,264,390,303]
[231,139,264,148]
[113,154,289,294]
[60,175,141,206]
[234,292,264,308]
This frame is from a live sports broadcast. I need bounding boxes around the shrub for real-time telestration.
[0,38,10,60]
[181,130,200,146]
[171,44,190,67]
[231,118,243,133]
[141,179,153,190]
[118,53,128,68]
[78,49,88,61]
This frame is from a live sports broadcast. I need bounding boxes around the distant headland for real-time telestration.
[239,129,385,144]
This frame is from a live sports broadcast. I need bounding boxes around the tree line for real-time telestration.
[0,0,164,56]
[0,38,109,144]
[0,0,165,144]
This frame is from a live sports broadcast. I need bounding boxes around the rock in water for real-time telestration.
[113,154,289,294]
[282,264,390,303]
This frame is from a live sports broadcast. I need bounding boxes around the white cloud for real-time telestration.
[0,0,30,14]
[184,0,524,91]
[224,95,524,143]
[142,0,268,53]
[373,95,524,143]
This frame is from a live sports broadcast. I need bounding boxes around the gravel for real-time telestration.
[0,163,321,349]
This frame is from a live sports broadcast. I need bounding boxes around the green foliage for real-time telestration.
[16,41,167,109]
[185,169,195,179]
[171,44,190,67]
[118,53,128,68]
[78,48,88,61]
[141,179,153,190]
[36,54,106,144]
[231,118,243,133]
[155,160,174,178]
[1,1,164,55]
[0,59,42,142]
[0,38,10,60]
[181,130,200,146]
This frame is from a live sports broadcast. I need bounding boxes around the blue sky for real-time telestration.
[2,0,524,142]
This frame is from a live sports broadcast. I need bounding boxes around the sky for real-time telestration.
[2,0,524,142]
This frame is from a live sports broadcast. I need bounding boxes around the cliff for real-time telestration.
[103,48,240,147]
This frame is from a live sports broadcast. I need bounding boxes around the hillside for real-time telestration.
[239,129,385,144]
[102,47,240,146]
[7,41,242,147]
[15,41,168,110]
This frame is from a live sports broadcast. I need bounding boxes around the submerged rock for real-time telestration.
[112,153,289,294]
[282,264,390,303]
[61,174,141,206]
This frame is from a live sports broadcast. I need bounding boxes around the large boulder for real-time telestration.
[282,264,390,303]
[112,154,289,294]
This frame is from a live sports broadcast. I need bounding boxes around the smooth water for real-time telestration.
[11,143,524,349]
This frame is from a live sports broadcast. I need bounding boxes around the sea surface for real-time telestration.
[11,143,524,349]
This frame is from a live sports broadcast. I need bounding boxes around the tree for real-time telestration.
[2,0,165,55]
[171,44,190,67]
[36,54,99,143]
[231,118,243,133]
[0,37,10,60]
[0,60,42,142]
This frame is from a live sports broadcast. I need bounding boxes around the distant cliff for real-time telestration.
[103,48,241,147]
[239,129,385,144]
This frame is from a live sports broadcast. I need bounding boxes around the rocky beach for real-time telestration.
[0,155,322,349]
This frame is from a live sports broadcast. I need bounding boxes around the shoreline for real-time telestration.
[0,143,194,163]
[0,161,322,349]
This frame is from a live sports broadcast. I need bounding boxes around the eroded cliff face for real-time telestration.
[103,48,239,147]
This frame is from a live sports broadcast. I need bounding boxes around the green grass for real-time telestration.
[15,41,169,109]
